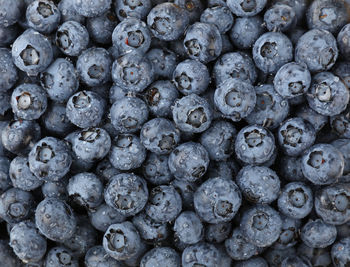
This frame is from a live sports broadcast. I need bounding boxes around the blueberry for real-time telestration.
[331,237,350,267]
[104,173,148,216]
[115,0,151,21]
[307,0,348,34]
[10,220,47,263]
[168,142,209,181]
[0,239,21,267]
[194,177,241,223]
[331,139,350,176]
[227,0,267,17]
[111,52,154,93]
[112,17,151,56]
[264,4,296,32]
[171,178,197,210]
[103,221,143,261]
[253,32,293,74]
[235,257,269,267]
[26,0,61,34]
[229,16,265,49]
[108,134,146,170]
[146,48,178,80]
[245,84,289,129]
[56,21,89,57]
[271,0,308,23]
[278,156,306,182]
[295,29,338,73]
[94,158,121,183]
[214,52,257,86]
[174,211,203,245]
[200,6,234,34]
[225,227,263,260]
[10,83,47,120]
[86,11,118,44]
[41,178,68,200]
[66,91,106,128]
[89,203,126,232]
[0,24,21,47]
[2,120,41,155]
[235,125,276,166]
[315,183,350,225]
[140,247,180,267]
[264,247,296,267]
[174,0,204,23]
[12,29,53,76]
[132,211,169,243]
[278,182,313,219]
[295,105,328,132]
[9,156,42,191]
[273,215,301,250]
[145,185,182,223]
[172,94,213,133]
[301,143,344,185]
[281,256,312,267]
[241,204,282,248]
[237,165,281,204]
[85,245,122,267]
[206,159,240,180]
[58,0,85,24]
[28,137,72,181]
[297,243,332,267]
[334,61,350,88]
[44,247,78,267]
[0,188,34,223]
[182,242,222,267]
[142,153,173,185]
[301,219,337,248]
[73,0,111,18]
[205,221,232,244]
[0,48,18,92]
[0,0,24,27]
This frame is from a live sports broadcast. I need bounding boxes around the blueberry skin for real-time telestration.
[337,24,350,61]
[272,0,308,23]
[295,29,338,73]
[281,256,312,267]
[236,257,269,267]
[264,247,297,267]
[273,215,301,250]
[331,237,350,267]
[205,221,232,244]
[2,120,41,155]
[40,58,79,103]
[206,159,240,180]
[301,219,337,248]
[89,203,126,232]
[200,6,234,34]
[194,177,241,224]
[245,84,289,129]
[73,0,111,18]
[277,182,313,219]
[95,158,121,183]
[334,61,350,88]
[235,125,276,166]
[145,185,182,223]
[76,48,112,87]
[0,239,21,267]
[58,0,85,24]
[132,211,169,243]
[214,52,257,86]
[236,165,281,204]
[28,137,72,181]
[182,242,222,267]
[214,78,256,122]
[86,11,118,44]
[41,178,68,200]
[10,220,47,263]
[103,221,143,261]
[200,120,236,161]
[66,91,106,129]
[225,228,263,260]
[44,247,79,267]
[140,247,180,267]
[9,156,42,191]
[109,84,128,104]
[171,178,197,210]
[115,0,151,21]
[253,32,293,74]
[85,246,122,267]
[273,62,311,99]
[108,134,146,171]
[307,0,348,34]
[104,173,148,216]
[315,183,350,225]
[0,188,34,224]
[174,211,203,245]
[229,16,265,49]
[12,29,53,76]
[297,243,332,267]
[26,0,61,34]
[277,117,316,156]
[111,52,154,93]
[112,17,151,56]
[35,197,76,242]
[307,72,349,116]
[301,143,344,185]
[295,105,328,132]
[42,103,74,138]
[227,0,267,16]
[168,142,210,182]
[184,22,222,64]
[172,94,213,133]
[141,118,180,155]
[10,83,47,120]
[0,0,24,27]
[331,107,350,139]
[279,156,306,182]
[0,48,18,92]
[264,4,296,32]
[110,96,149,133]
[55,21,89,57]
[142,153,173,185]
[0,24,21,47]
[146,48,178,80]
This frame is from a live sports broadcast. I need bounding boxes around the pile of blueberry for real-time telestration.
[1,0,350,266]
